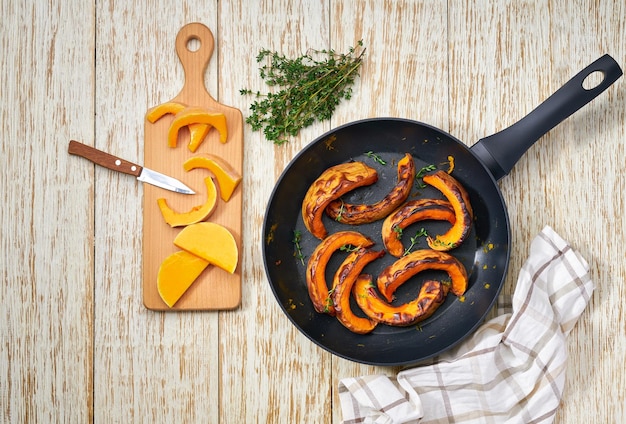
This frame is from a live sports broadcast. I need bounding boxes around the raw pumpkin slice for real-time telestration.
[168,107,228,148]
[146,101,210,151]
[146,101,187,122]
[157,250,210,307]
[156,177,218,227]
[183,155,242,202]
[174,222,238,274]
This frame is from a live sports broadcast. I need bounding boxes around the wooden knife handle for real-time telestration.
[68,140,142,177]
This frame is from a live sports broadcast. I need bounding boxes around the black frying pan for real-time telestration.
[262,55,622,366]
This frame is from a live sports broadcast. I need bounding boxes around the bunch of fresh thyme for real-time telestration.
[240,41,365,145]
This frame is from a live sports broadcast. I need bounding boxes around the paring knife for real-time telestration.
[68,140,195,194]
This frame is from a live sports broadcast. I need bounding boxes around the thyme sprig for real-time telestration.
[334,199,346,222]
[415,164,437,188]
[292,230,306,265]
[240,41,365,144]
[365,151,386,165]
[340,244,359,253]
[403,227,429,256]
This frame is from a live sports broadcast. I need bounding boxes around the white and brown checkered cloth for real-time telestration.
[338,226,594,423]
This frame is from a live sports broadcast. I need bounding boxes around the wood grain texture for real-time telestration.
[1,0,95,422]
[217,1,334,422]
[2,0,625,422]
[93,2,220,422]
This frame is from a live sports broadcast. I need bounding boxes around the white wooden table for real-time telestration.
[2,1,625,422]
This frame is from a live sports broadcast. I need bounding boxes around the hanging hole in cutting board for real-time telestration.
[582,70,605,90]
[186,36,201,52]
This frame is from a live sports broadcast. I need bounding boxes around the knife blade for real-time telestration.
[68,140,195,194]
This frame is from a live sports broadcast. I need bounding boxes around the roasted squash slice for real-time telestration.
[381,199,456,257]
[377,249,468,300]
[354,277,449,326]
[422,170,473,251]
[325,153,416,224]
[306,231,374,315]
[331,248,385,334]
[301,161,378,239]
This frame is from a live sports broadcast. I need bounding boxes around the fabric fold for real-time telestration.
[339,226,594,424]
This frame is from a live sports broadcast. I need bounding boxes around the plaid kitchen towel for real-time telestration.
[339,226,594,424]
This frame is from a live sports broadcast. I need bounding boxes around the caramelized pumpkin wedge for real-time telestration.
[325,153,416,224]
[301,161,378,239]
[157,177,218,227]
[306,231,374,315]
[422,170,473,251]
[354,277,449,326]
[377,249,468,300]
[331,248,385,334]
[381,199,456,257]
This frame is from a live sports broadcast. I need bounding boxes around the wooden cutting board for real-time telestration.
[142,23,243,310]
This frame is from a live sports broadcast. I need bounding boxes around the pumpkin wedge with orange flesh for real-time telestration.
[354,277,449,326]
[157,251,210,307]
[168,107,228,148]
[146,101,211,152]
[422,170,473,251]
[331,248,385,334]
[325,153,416,224]
[306,231,374,315]
[157,177,218,227]
[302,161,378,239]
[183,155,242,202]
[381,199,456,257]
[174,222,238,274]
[377,249,468,300]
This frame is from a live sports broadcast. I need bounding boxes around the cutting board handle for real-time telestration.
[175,22,215,101]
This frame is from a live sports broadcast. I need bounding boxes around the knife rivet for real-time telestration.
[131,165,137,171]
[115,159,121,166]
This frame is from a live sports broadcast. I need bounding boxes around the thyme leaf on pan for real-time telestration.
[365,151,387,165]
[340,244,359,253]
[415,164,436,188]
[240,41,365,145]
[334,199,346,222]
[403,227,428,256]
[292,230,306,265]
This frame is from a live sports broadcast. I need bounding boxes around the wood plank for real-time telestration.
[0,1,95,422]
[93,3,220,422]
[142,22,244,310]
[217,0,333,422]
[544,2,626,422]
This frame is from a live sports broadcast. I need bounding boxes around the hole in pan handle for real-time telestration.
[471,54,623,181]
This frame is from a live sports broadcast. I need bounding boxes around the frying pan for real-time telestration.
[262,55,622,366]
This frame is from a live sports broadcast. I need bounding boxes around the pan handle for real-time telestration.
[471,54,622,181]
